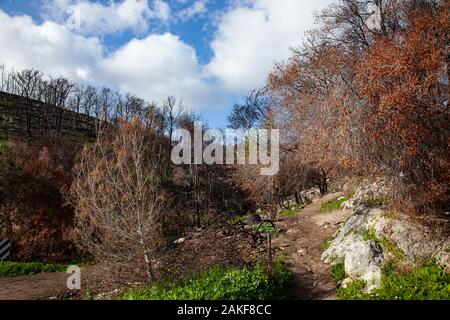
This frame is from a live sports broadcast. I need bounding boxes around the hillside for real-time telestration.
[0,91,96,142]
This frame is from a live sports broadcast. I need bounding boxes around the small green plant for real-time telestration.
[322,237,331,251]
[120,262,295,300]
[382,210,397,219]
[228,214,248,225]
[362,228,379,243]
[366,197,385,207]
[255,221,281,234]
[320,196,350,212]
[0,261,68,278]
[330,262,347,283]
[86,289,95,300]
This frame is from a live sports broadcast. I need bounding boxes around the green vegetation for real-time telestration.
[228,214,249,225]
[280,203,305,217]
[255,221,281,234]
[362,227,379,243]
[0,261,68,278]
[361,228,405,261]
[380,237,405,261]
[338,261,450,300]
[120,262,294,300]
[0,142,11,156]
[382,210,397,219]
[337,280,369,300]
[330,262,347,283]
[366,197,385,207]
[319,196,350,212]
[227,215,281,234]
[322,237,331,251]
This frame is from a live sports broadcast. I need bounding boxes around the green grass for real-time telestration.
[280,203,305,217]
[330,262,347,283]
[337,280,369,300]
[322,237,331,251]
[337,261,450,300]
[319,196,350,212]
[120,262,295,300]
[0,261,68,278]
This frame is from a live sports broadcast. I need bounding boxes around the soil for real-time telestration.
[272,192,350,300]
[0,272,74,300]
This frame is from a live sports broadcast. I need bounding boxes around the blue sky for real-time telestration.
[0,0,333,128]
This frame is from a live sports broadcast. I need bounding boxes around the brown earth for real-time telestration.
[272,192,350,300]
[0,272,74,300]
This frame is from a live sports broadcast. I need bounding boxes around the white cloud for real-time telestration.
[0,0,334,112]
[207,0,333,93]
[43,0,171,35]
[0,10,102,80]
[42,0,73,21]
[178,0,208,21]
[98,33,222,109]
[152,0,171,22]
[0,9,221,110]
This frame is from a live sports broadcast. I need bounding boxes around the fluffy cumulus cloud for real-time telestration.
[207,0,333,93]
[0,8,220,110]
[0,0,334,112]
[43,0,171,35]
[0,10,102,80]
[98,33,221,108]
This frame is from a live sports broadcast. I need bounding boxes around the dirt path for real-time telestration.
[272,192,350,300]
[0,272,70,300]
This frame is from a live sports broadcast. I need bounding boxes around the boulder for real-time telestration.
[322,181,450,289]
[344,240,383,291]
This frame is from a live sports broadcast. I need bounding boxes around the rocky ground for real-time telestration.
[322,180,450,291]
[272,192,350,300]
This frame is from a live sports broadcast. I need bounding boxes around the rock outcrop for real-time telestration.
[322,180,450,291]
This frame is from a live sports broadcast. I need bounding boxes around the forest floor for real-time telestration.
[272,192,350,300]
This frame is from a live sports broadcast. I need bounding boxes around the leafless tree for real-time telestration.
[70,118,169,284]
[14,69,43,136]
[82,85,98,117]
